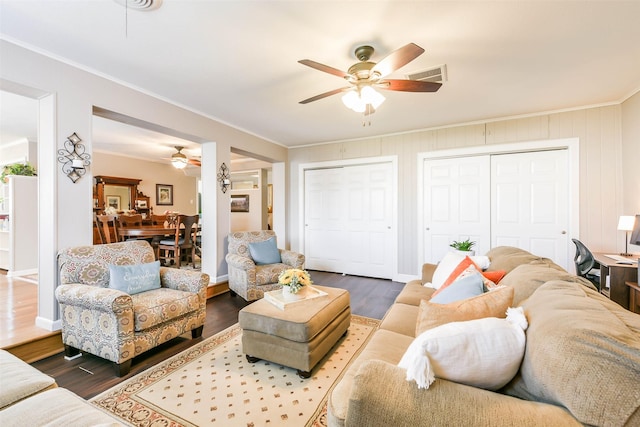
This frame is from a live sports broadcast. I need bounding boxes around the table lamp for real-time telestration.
[617,215,635,256]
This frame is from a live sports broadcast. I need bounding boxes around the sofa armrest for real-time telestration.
[160,267,209,299]
[343,360,580,427]
[225,253,256,271]
[55,283,132,313]
[280,249,305,269]
[421,263,437,284]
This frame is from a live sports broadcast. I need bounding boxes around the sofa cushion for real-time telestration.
[109,261,161,295]
[430,272,485,304]
[416,285,514,335]
[131,288,201,332]
[0,350,57,410]
[248,237,282,265]
[499,261,596,305]
[399,307,528,390]
[395,281,436,306]
[502,280,640,426]
[485,246,551,273]
[379,303,420,337]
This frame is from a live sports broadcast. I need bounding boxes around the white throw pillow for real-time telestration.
[398,307,528,390]
[427,252,491,289]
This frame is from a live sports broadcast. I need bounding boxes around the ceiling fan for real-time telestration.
[298,43,442,114]
[169,146,201,169]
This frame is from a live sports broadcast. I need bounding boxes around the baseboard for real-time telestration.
[207,281,229,299]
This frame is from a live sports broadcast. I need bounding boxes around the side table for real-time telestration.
[625,282,640,314]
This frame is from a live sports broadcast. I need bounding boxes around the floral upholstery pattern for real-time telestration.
[55,240,209,368]
[225,231,305,301]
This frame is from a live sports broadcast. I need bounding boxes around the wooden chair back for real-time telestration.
[150,214,168,227]
[118,214,143,228]
[95,215,119,244]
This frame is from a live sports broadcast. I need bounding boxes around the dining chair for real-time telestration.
[150,214,168,227]
[157,214,199,268]
[117,214,144,241]
[95,214,119,244]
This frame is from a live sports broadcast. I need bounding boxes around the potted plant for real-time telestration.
[1,162,37,184]
[450,238,476,256]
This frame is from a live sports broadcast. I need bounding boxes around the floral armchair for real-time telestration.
[225,230,305,301]
[55,240,209,376]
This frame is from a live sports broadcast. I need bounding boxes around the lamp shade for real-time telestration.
[618,215,635,231]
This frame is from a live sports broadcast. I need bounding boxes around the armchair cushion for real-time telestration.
[109,261,161,295]
[248,237,282,265]
[131,288,201,332]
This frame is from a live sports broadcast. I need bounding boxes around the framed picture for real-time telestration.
[106,195,121,210]
[231,194,250,212]
[136,199,148,208]
[156,184,173,206]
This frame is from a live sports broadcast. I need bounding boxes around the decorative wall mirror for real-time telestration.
[94,175,142,212]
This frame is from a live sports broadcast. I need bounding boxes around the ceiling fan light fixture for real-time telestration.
[171,146,188,169]
[341,86,385,113]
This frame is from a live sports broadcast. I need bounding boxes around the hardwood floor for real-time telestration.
[14,270,403,400]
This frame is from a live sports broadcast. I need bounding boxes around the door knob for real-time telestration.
[561,230,567,234]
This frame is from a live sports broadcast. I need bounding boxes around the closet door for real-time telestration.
[491,149,569,267]
[423,156,491,264]
[304,162,394,279]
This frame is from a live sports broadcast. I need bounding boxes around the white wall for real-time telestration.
[0,40,287,329]
[289,100,639,279]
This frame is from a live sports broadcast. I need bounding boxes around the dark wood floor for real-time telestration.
[31,271,404,399]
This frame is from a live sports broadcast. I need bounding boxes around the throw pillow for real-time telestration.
[248,237,282,265]
[432,256,481,297]
[430,272,485,304]
[399,307,528,390]
[109,261,161,295]
[428,252,490,289]
[416,285,514,335]
[482,270,507,284]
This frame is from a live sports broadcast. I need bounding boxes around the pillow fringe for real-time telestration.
[405,353,435,389]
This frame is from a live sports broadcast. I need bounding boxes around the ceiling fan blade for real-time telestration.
[299,87,350,104]
[298,59,350,79]
[371,43,425,78]
[379,79,442,92]
[188,158,201,167]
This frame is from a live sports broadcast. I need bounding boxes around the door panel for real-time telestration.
[491,150,569,268]
[423,156,491,264]
[304,162,394,279]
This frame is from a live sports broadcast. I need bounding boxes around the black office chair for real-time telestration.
[572,238,601,291]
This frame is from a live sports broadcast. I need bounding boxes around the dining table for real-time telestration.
[118,223,201,240]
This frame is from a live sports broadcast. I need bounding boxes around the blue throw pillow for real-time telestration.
[109,261,161,295]
[248,237,282,265]
[430,272,485,304]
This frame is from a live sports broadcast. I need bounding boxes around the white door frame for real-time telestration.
[417,138,579,273]
[298,156,399,280]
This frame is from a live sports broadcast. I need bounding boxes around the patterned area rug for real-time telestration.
[91,315,379,426]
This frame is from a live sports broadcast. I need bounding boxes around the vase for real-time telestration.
[453,249,475,256]
[282,285,301,301]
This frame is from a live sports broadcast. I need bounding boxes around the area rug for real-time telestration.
[91,315,379,427]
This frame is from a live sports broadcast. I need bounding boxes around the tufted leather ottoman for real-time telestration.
[238,285,350,378]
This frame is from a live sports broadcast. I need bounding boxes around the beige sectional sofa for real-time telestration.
[0,349,124,426]
[328,246,640,426]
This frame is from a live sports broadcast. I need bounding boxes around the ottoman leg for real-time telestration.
[246,355,261,363]
[297,369,312,379]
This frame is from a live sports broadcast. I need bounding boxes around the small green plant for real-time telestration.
[450,238,476,252]
[1,162,37,183]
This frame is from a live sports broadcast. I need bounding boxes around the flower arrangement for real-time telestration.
[104,206,118,215]
[278,268,312,294]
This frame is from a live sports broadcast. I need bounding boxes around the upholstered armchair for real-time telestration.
[226,230,305,301]
[55,240,209,376]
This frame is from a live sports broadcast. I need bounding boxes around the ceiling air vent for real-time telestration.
[406,64,447,83]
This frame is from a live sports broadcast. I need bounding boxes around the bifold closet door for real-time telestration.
[422,149,569,269]
[491,149,569,268]
[304,163,394,279]
[423,156,491,264]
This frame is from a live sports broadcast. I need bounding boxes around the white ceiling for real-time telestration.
[1,0,639,161]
